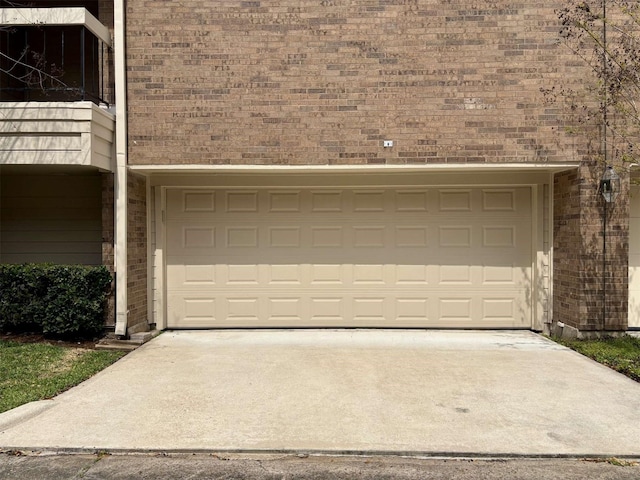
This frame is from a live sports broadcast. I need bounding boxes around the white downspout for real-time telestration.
[114,0,127,336]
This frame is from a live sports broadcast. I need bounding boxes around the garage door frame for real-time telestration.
[146,168,559,332]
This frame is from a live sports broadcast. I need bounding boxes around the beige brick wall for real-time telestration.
[125,0,589,166]
[127,173,148,330]
[554,164,629,332]
[125,0,630,332]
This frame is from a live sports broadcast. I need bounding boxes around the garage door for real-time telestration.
[165,187,532,328]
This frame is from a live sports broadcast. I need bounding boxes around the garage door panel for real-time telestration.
[310,297,345,322]
[165,186,533,328]
[268,191,302,213]
[482,226,515,247]
[439,190,473,212]
[438,265,472,285]
[268,226,301,248]
[352,264,386,285]
[482,189,516,211]
[268,264,303,285]
[167,294,217,328]
[482,265,516,284]
[226,297,260,321]
[225,191,259,213]
[167,263,216,288]
[308,264,343,285]
[396,264,431,285]
[166,190,217,216]
[438,226,472,247]
[267,297,304,322]
[438,297,473,322]
[310,226,344,248]
[482,298,516,323]
[395,226,429,247]
[352,226,387,248]
[395,298,430,322]
[395,190,430,212]
[166,224,217,253]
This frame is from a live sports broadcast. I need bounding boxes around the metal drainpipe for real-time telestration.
[114,0,128,337]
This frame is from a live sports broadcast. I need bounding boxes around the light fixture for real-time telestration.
[598,165,620,329]
[599,165,620,203]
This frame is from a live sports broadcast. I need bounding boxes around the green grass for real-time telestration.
[555,335,640,382]
[0,340,126,413]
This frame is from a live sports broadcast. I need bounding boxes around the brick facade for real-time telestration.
[124,0,630,333]
[553,165,629,335]
[125,1,589,167]
[127,174,148,331]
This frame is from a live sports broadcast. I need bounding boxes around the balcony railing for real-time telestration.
[0,8,112,105]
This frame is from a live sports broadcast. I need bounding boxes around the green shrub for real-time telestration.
[0,264,112,339]
[0,264,44,331]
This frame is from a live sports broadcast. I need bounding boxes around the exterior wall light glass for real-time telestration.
[598,165,620,330]
[599,165,620,203]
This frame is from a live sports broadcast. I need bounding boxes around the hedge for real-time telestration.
[0,264,112,339]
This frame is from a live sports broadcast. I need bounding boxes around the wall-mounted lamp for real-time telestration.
[599,165,620,203]
[598,165,620,329]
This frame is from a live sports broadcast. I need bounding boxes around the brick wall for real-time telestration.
[125,0,630,333]
[127,173,147,330]
[554,164,629,333]
[125,0,589,166]
[553,169,581,329]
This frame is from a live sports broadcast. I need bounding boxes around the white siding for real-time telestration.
[0,102,115,172]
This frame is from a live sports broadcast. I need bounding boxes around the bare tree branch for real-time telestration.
[549,0,640,167]
[0,0,69,94]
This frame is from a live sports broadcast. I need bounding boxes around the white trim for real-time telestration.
[146,177,153,327]
[113,0,128,336]
[146,171,553,190]
[153,187,166,330]
[130,162,579,175]
[0,8,111,46]
[532,184,544,331]
[547,172,555,333]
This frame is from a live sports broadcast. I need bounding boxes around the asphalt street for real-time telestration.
[1,452,639,479]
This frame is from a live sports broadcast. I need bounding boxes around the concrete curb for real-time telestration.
[0,401,54,432]
[1,447,639,461]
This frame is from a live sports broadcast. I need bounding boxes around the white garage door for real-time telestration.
[165,187,532,328]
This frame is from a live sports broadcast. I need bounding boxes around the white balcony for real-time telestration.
[1,7,112,105]
[0,8,111,46]
[0,101,115,172]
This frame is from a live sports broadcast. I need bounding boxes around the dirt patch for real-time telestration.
[40,348,88,378]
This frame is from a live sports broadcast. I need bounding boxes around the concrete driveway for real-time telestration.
[1,330,639,456]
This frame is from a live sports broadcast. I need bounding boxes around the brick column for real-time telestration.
[553,163,629,337]
[127,173,148,333]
